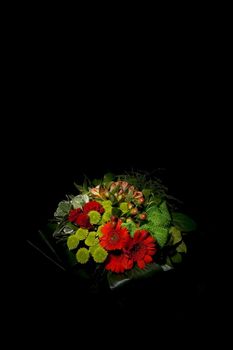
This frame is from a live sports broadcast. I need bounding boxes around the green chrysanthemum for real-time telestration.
[96,225,104,237]
[85,232,99,246]
[119,202,129,213]
[89,244,99,256]
[67,235,79,250]
[76,248,90,264]
[75,228,89,240]
[93,246,108,263]
[101,200,112,210]
[88,210,101,224]
[101,210,112,223]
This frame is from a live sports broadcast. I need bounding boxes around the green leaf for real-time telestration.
[171,253,182,264]
[109,193,118,204]
[147,202,171,227]
[71,194,89,209]
[122,221,137,236]
[142,188,151,199]
[172,212,197,232]
[103,173,114,183]
[93,178,101,186]
[159,201,170,216]
[112,207,122,217]
[176,241,187,253]
[54,200,71,218]
[140,224,169,247]
[152,227,169,247]
[107,263,163,290]
[169,226,182,244]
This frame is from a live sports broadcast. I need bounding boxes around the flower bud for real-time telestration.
[138,197,145,205]
[128,203,134,209]
[139,213,147,220]
[130,208,138,216]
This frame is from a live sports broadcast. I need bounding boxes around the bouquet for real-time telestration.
[36,172,196,290]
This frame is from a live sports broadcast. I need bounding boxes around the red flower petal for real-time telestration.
[76,213,92,229]
[105,254,129,273]
[127,230,157,269]
[68,208,82,222]
[100,220,130,250]
[83,201,105,214]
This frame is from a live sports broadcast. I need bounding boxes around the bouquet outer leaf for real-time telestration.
[107,262,163,290]
[172,212,197,232]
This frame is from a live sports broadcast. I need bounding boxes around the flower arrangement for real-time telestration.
[39,172,196,289]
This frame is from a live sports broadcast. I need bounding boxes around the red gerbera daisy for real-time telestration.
[83,201,105,214]
[126,230,157,269]
[100,220,130,250]
[105,254,129,273]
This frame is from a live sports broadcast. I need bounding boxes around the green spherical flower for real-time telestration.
[88,210,101,224]
[75,228,89,240]
[67,235,79,250]
[93,246,108,263]
[85,232,99,246]
[101,200,112,210]
[89,244,99,256]
[101,210,112,223]
[76,248,90,264]
[119,202,129,213]
[96,225,104,237]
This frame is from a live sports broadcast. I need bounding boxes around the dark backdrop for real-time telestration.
[16,74,224,341]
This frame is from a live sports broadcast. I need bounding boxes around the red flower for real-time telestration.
[68,208,82,222]
[83,201,105,214]
[105,253,132,273]
[100,220,130,250]
[76,213,92,229]
[126,230,157,269]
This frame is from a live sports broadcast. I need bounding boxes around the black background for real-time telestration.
[12,55,226,342]
[3,9,230,345]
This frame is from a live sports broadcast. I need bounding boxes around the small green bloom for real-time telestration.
[119,202,128,213]
[75,228,89,240]
[101,210,112,223]
[96,225,104,237]
[93,246,108,263]
[67,235,79,250]
[101,200,112,210]
[85,232,99,246]
[88,210,101,224]
[89,244,99,256]
[76,248,90,264]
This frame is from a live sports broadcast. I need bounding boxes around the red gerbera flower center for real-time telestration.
[100,220,130,251]
[110,231,120,242]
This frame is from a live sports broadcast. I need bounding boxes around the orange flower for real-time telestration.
[100,220,130,250]
[126,230,157,269]
[105,254,131,273]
